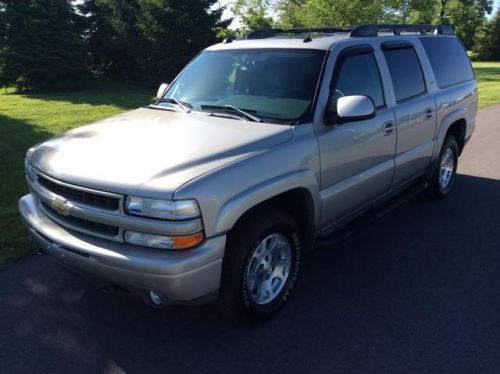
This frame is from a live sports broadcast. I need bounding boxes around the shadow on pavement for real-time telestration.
[1,174,500,373]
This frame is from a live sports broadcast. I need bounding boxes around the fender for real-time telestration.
[433,107,467,160]
[212,170,320,236]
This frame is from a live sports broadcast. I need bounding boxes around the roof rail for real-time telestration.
[246,27,353,40]
[350,24,453,37]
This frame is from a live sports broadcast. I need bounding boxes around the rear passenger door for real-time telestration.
[382,42,437,186]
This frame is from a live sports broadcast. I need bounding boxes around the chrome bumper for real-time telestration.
[19,194,226,304]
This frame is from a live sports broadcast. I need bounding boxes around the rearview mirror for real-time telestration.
[325,95,375,125]
[156,82,169,100]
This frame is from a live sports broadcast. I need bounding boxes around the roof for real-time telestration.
[205,24,454,52]
[205,34,350,52]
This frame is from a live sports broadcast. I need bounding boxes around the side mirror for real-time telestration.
[156,82,169,100]
[325,95,375,125]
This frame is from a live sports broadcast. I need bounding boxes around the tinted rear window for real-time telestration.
[383,48,426,102]
[420,37,474,88]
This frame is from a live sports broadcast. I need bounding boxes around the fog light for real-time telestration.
[149,290,163,306]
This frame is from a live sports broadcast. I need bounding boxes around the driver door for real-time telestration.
[317,45,397,227]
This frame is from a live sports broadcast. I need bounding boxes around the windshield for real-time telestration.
[162,49,326,122]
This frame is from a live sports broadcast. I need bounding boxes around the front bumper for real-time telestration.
[19,194,226,305]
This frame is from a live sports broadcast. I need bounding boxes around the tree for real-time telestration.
[0,3,6,85]
[275,0,306,28]
[306,0,386,26]
[276,0,429,27]
[474,9,500,60]
[446,0,493,49]
[232,0,275,33]
[405,0,437,23]
[274,0,491,49]
[79,0,146,81]
[388,0,492,48]
[382,0,436,23]
[0,3,5,45]
[0,0,87,90]
[80,0,230,84]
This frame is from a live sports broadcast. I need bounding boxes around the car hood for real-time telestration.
[28,107,293,198]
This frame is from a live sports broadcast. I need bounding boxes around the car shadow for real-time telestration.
[2,173,500,373]
[0,114,53,265]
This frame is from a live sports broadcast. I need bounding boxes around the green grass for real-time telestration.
[0,63,500,267]
[0,81,152,267]
[474,62,500,109]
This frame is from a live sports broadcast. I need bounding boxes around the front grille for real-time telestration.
[42,202,120,237]
[38,175,120,210]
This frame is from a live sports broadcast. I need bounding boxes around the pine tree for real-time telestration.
[79,0,142,81]
[0,0,87,90]
[0,3,6,86]
[79,0,230,84]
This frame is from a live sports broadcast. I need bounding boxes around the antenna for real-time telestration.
[303,28,312,43]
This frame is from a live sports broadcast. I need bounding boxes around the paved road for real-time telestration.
[1,106,500,374]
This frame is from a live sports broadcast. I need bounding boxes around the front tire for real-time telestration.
[427,135,459,199]
[219,207,301,323]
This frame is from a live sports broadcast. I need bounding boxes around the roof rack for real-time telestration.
[350,24,453,37]
[245,24,454,41]
[246,27,353,40]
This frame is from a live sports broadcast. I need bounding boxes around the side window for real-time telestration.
[383,47,426,102]
[420,37,474,88]
[332,52,385,108]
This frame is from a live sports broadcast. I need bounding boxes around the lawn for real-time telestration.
[0,62,499,267]
[474,62,500,109]
[0,81,152,266]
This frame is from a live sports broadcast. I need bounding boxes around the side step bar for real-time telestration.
[317,179,428,249]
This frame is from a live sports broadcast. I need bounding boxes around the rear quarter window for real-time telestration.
[420,37,474,89]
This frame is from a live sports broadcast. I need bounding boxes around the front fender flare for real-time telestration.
[212,170,320,236]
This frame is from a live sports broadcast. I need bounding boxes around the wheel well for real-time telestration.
[234,188,316,250]
[446,119,467,155]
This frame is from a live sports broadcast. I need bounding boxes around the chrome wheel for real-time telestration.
[245,233,292,305]
[439,148,455,189]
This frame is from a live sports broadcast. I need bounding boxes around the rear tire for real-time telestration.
[219,207,301,323]
[427,135,459,199]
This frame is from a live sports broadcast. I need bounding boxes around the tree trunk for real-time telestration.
[439,0,448,24]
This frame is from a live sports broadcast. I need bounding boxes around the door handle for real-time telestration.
[383,122,395,135]
[425,108,433,119]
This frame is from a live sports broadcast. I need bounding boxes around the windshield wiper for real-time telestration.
[225,105,261,122]
[201,104,261,122]
[155,98,192,113]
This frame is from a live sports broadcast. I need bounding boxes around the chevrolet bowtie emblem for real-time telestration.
[51,196,71,216]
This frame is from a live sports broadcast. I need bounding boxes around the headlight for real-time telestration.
[124,230,204,250]
[126,196,200,220]
[25,158,35,181]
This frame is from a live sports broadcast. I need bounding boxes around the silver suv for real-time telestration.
[19,24,477,321]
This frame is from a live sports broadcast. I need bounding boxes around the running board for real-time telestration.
[317,179,428,249]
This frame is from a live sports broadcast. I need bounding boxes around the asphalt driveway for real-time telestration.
[1,105,500,374]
